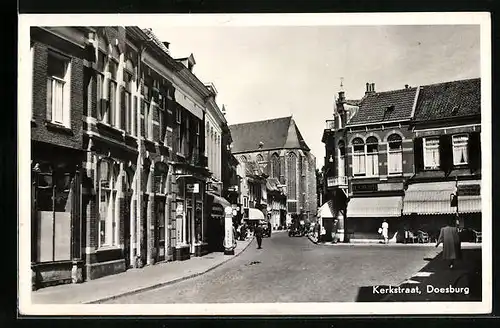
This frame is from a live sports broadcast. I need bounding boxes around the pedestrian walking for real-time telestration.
[435,217,462,269]
[381,219,389,244]
[255,224,264,249]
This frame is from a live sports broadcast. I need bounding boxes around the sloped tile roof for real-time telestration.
[229,116,310,153]
[347,88,417,126]
[414,78,480,121]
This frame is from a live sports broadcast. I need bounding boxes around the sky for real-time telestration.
[146,24,480,168]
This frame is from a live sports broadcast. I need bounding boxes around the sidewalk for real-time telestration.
[382,246,482,302]
[307,233,480,248]
[31,238,253,304]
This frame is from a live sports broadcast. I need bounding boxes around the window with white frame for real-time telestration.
[338,140,346,177]
[98,160,119,247]
[452,134,469,165]
[423,137,440,169]
[108,59,118,127]
[387,134,403,174]
[96,51,106,123]
[46,51,71,127]
[352,138,365,176]
[243,196,249,208]
[122,68,133,134]
[366,136,379,176]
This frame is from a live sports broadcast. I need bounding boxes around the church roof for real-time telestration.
[229,116,310,153]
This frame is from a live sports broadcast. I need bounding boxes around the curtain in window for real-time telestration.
[424,138,440,169]
[388,134,403,174]
[452,134,469,165]
[366,137,378,176]
[352,138,365,175]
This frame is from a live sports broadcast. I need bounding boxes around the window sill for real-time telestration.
[176,152,186,158]
[44,121,73,135]
[95,246,121,253]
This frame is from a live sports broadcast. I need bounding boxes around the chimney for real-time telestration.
[405,84,409,89]
[365,82,375,95]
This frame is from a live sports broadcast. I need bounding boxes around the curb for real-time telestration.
[85,237,255,304]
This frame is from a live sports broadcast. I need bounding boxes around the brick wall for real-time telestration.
[31,41,84,150]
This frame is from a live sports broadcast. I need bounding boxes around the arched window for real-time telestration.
[270,153,280,178]
[388,134,403,174]
[240,155,247,163]
[287,152,297,200]
[366,136,379,176]
[256,154,264,162]
[351,137,365,176]
[337,140,346,177]
[98,159,119,247]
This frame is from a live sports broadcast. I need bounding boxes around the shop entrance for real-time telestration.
[155,196,166,262]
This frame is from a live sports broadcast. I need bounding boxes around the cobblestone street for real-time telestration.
[103,231,441,303]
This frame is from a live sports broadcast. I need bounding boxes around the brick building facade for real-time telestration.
[30,26,222,289]
[321,78,481,242]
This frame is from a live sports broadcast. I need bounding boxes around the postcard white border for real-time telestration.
[18,12,492,316]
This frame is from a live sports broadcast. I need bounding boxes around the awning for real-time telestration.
[207,192,231,218]
[402,181,481,215]
[248,208,265,221]
[319,200,335,218]
[348,196,403,218]
[175,89,204,120]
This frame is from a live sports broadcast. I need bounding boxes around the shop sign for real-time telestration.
[352,183,378,193]
[457,184,480,196]
[187,183,199,194]
[175,204,184,217]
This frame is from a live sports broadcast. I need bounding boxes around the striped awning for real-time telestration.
[248,208,265,221]
[319,200,335,218]
[402,181,481,215]
[348,196,403,218]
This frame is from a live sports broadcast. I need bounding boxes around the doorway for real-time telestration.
[155,197,166,262]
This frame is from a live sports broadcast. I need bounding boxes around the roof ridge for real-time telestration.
[228,116,292,127]
[419,77,480,89]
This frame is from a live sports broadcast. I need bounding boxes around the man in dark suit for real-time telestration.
[255,224,264,249]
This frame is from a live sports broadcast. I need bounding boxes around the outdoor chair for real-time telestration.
[417,230,430,243]
[405,231,418,244]
[473,230,482,243]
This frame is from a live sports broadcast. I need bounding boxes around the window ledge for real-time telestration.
[176,152,186,158]
[95,246,121,253]
[44,121,73,135]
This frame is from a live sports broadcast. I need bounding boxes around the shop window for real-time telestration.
[423,137,440,169]
[35,164,73,262]
[452,134,469,165]
[388,134,403,174]
[352,137,365,176]
[46,51,71,127]
[98,160,119,247]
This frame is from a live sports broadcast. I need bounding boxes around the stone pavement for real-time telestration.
[31,238,253,304]
[381,246,482,302]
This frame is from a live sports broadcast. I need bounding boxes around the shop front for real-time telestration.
[172,171,206,261]
[206,192,231,253]
[346,196,403,240]
[402,180,481,239]
[31,144,84,289]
